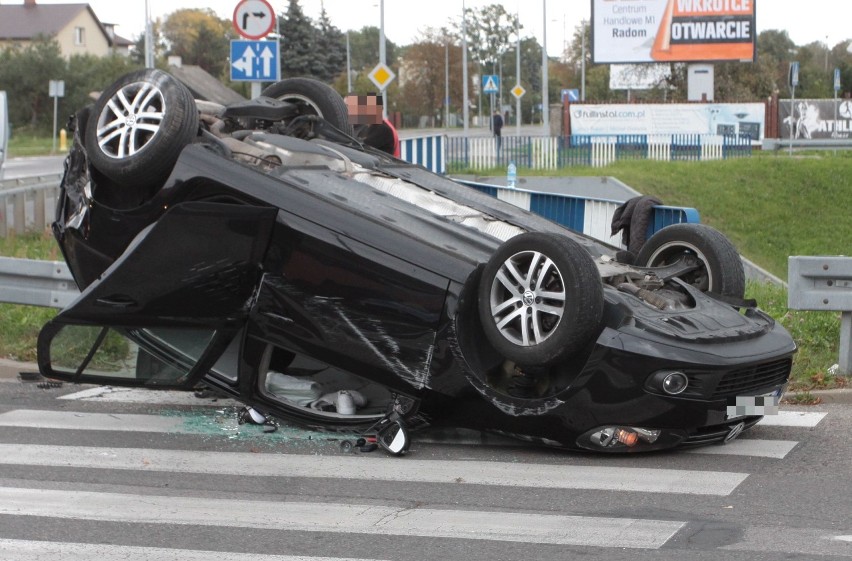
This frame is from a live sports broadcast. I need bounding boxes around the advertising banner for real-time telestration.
[609,64,672,90]
[592,0,756,64]
[779,99,852,140]
[569,102,765,139]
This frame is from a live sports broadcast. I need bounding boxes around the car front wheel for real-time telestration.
[85,69,199,190]
[261,78,353,135]
[477,233,604,366]
[636,223,745,298]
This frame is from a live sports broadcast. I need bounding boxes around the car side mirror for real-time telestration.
[376,420,410,456]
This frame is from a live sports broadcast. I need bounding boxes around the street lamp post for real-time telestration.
[516,16,521,136]
[144,0,153,69]
[346,31,352,92]
[462,1,469,136]
[379,0,387,119]
[541,0,549,134]
[581,21,587,101]
[445,41,450,129]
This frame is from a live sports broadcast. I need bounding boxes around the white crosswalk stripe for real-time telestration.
[0,487,684,549]
[0,540,383,561]
[757,410,827,427]
[0,442,748,496]
[0,400,829,556]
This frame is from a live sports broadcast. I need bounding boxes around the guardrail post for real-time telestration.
[841,312,852,376]
[788,256,852,375]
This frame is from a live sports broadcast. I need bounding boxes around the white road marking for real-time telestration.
[0,540,384,561]
[0,443,748,496]
[757,411,827,427]
[686,439,799,459]
[59,386,237,406]
[0,409,186,432]
[0,487,685,549]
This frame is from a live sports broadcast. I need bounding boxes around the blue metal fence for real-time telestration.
[441,134,753,171]
[457,179,700,247]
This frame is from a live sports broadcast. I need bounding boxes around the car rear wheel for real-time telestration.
[85,69,199,189]
[477,233,604,366]
[261,78,353,135]
[636,223,745,298]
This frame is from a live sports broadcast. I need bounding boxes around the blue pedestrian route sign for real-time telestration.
[482,75,500,94]
[561,88,580,102]
[230,40,280,82]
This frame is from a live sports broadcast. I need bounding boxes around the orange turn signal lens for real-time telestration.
[615,428,639,446]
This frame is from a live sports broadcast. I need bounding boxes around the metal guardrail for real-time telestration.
[0,173,62,237]
[789,256,852,375]
[0,256,78,309]
[763,138,852,151]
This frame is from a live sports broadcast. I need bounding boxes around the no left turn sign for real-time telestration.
[232,0,276,40]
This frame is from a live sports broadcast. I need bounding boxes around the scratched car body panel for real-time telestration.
[37,70,796,453]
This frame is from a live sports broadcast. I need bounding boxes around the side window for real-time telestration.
[74,27,85,46]
[40,323,217,387]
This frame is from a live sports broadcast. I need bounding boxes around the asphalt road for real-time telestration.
[1,370,850,561]
[0,155,65,180]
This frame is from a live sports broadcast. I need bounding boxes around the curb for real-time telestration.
[0,358,39,381]
[785,388,852,405]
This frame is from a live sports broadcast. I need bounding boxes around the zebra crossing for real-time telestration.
[0,387,835,559]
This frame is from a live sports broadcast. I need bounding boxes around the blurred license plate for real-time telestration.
[726,390,781,420]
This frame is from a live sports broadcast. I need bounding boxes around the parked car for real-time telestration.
[37,69,796,453]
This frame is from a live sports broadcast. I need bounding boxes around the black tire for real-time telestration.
[477,233,604,366]
[85,69,198,188]
[261,78,353,135]
[636,223,745,298]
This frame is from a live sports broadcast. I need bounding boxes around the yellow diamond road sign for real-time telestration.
[511,84,526,99]
[369,63,395,90]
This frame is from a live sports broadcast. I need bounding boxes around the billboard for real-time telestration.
[569,102,765,140]
[780,99,852,140]
[592,0,756,64]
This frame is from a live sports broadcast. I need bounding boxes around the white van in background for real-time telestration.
[0,91,8,177]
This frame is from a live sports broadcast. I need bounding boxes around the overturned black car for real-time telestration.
[37,69,796,453]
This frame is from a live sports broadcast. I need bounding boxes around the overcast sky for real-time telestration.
[21,0,852,54]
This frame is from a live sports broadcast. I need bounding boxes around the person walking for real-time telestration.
[492,109,504,154]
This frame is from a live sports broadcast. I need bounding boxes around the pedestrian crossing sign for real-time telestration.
[482,75,499,94]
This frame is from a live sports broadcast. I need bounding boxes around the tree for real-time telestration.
[314,5,347,83]
[454,3,520,72]
[131,18,166,67]
[346,26,399,74]
[396,28,468,127]
[0,37,65,129]
[161,9,232,77]
[278,0,322,79]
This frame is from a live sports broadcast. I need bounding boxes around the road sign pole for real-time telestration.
[834,68,840,155]
[516,24,521,135]
[52,94,58,153]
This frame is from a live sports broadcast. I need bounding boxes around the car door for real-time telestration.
[37,201,278,390]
